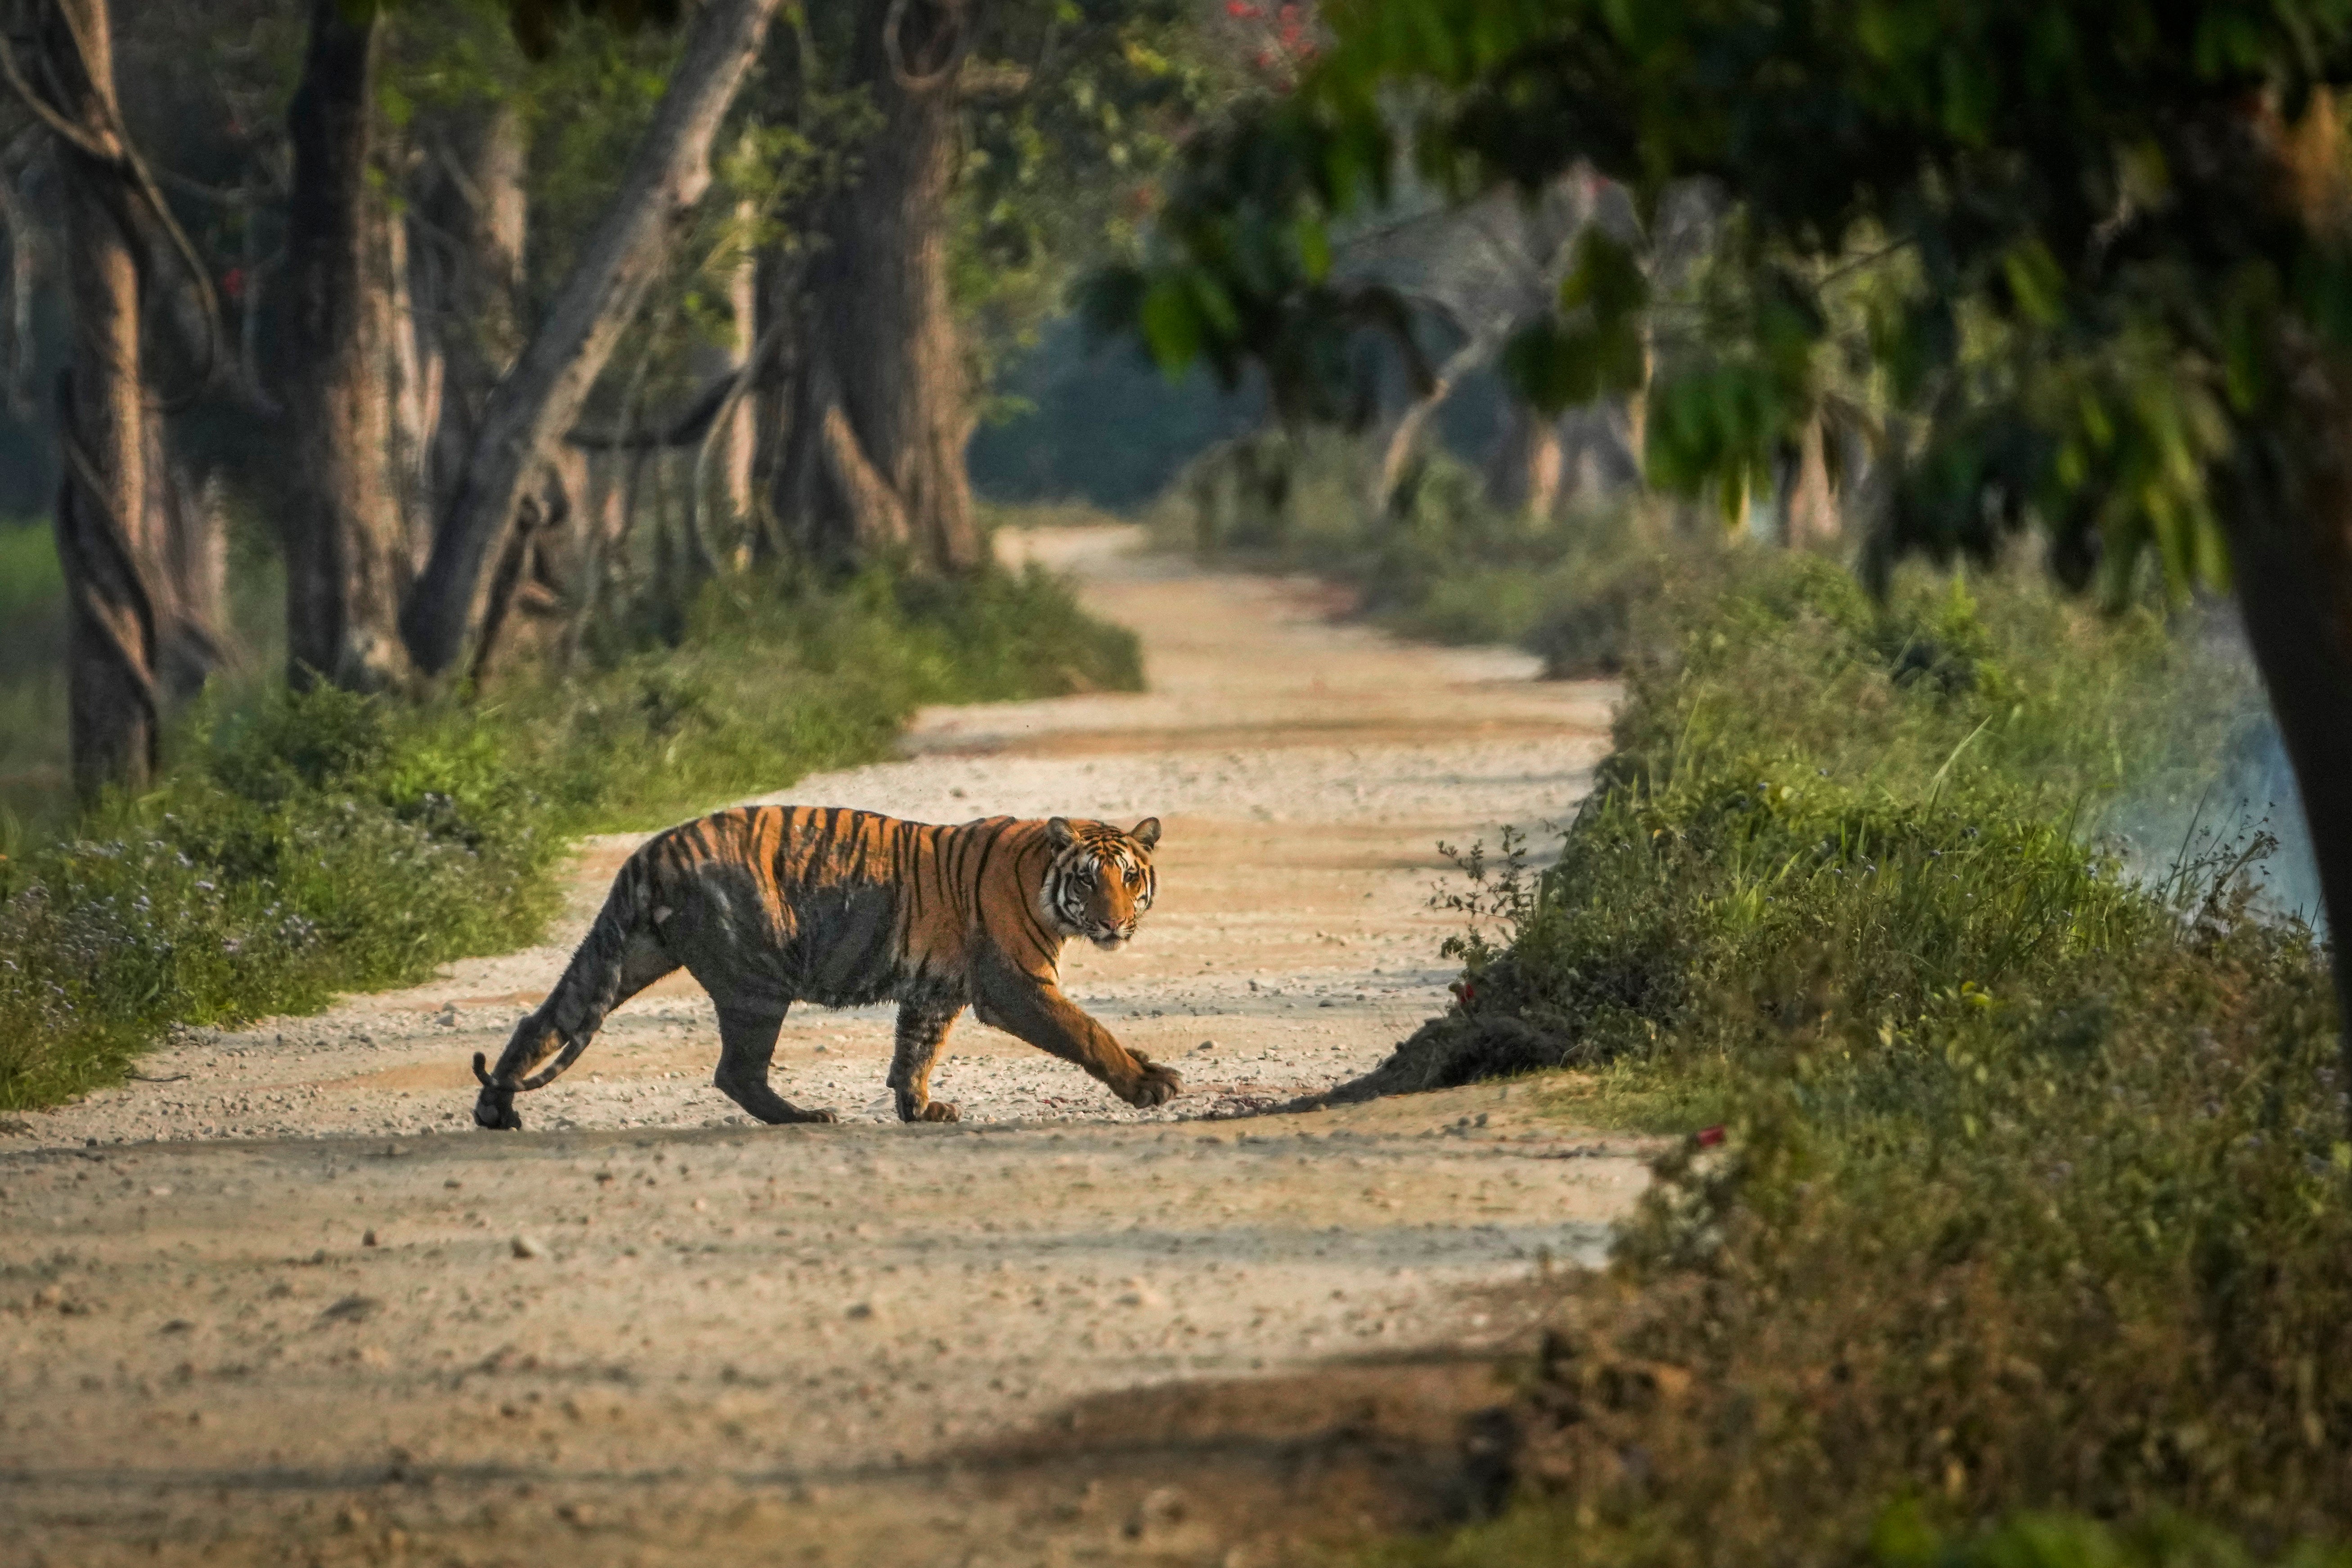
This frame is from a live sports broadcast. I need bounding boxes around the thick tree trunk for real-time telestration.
[416,100,528,528]
[2226,93,2352,1102]
[43,0,156,800]
[280,0,412,691]
[402,0,781,680]
[2222,451,2352,1093]
[771,0,981,576]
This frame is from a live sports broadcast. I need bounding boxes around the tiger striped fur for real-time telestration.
[470,807,1176,1130]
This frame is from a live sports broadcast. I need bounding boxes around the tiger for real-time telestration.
[469,806,1180,1130]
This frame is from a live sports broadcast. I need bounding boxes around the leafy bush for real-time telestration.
[0,564,1140,1110]
[1363,553,2352,1564]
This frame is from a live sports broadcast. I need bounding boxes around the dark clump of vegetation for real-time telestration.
[1366,553,2352,1565]
[0,563,1139,1111]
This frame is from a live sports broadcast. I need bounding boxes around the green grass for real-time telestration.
[1358,551,2350,1565]
[0,559,1141,1111]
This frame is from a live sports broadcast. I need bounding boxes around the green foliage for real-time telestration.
[1098,0,2352,600]
[1365,556,2352,1565]
[0,563,1140,1111]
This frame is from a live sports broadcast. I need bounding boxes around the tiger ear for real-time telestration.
[1046,816,1077,849]
[1130,817,1161,850]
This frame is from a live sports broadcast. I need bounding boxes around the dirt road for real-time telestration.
[0,527,1643,1566]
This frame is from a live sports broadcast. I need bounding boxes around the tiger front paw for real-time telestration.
[1117,1055,1183,1109]
[894,1089,962,1124]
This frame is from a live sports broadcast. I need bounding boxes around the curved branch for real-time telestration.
[0,30,113,161]
[5,4,227,410]
[882,0,972,93]
[688,312,788,558]
[49,2,225,410]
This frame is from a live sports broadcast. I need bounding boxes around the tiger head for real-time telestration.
[1041,816,1161,950]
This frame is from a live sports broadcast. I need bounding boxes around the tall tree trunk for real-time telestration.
[417,99,528,528]
[280,0,412,691]
[42,0,156,800]
[2226,93,2352,1103]
[2222,436,2352,1107]
[772,0,981,576]
[402,0,781,680]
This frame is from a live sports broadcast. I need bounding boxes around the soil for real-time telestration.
[0,526,1648,1566]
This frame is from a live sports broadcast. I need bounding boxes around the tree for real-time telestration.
[404,0,781,677]
[280,0,413,690]
[769,0,982,574]
[272,0,781,687]
[1102,0,2352,1066]
[760,0,1235,574]
[3,0,228,796]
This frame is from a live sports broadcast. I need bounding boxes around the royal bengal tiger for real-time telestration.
[469,806,1179,1130]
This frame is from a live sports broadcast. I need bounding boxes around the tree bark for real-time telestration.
[41,0,156,800]
[416,99,528,528]
[402,0,781,680]
[2220,92,2352,1101]
[280,0,413,691]
[771,0,982,576]
[2222,427,2352,1100]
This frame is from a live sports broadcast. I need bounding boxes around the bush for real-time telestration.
[1362,553,2352,1564]
[0,563,1141,1111]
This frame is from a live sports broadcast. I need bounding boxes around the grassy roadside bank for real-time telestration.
[1360,548,2349,1563]
[0,561,1141,1112]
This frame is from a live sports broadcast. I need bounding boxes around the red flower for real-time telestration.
[1225,0,1257,15]
[220,267,245,301]
[1696,1125,1726,1148]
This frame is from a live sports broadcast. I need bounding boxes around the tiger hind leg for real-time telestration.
[888,998,965,1123]
[713,1005,840,1125]
[475,928,678,1131]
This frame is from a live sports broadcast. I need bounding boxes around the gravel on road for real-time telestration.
[0,526,1645,1566]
